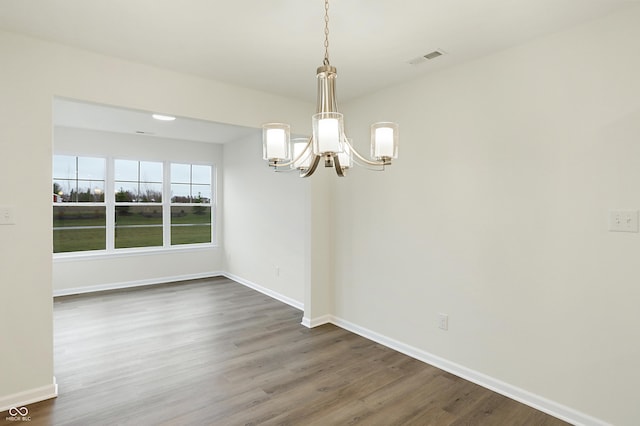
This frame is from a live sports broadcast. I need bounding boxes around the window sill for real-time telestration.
[53,243,219,263]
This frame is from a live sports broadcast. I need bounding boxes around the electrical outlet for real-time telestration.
[609,210,639,233]
[0,205,15,225]
[275,266,280,277]
[438,313,449,331]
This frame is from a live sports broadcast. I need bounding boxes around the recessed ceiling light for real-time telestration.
[152,113,176,121]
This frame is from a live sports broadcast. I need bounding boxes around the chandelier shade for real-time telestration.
[262,0,398,177]
[312,112,344,155]
[291,138,314,170]
[263,123,290,161]
[371,122,399,160]
[338,138,353,169]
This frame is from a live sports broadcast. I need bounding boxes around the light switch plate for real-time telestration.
[0,205,16,225]
[608,210,639,233]
[438,313,449,331]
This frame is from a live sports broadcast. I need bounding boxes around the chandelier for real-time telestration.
[262,0,399,177]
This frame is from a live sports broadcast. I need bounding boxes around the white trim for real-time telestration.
[53,244,219,262]
[222,273,304,311]
[330,315,609,426]
[301,314,332,329]
[53,272,224,297]
[0,378,58,412]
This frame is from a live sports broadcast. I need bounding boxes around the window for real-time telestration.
[171,164,212,245]
[53,155,106,253]
[115,160,163,249]
[53,157,214,254]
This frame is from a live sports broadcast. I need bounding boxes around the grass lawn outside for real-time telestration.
[53,228,106,253]
[115,226,163,249]
[54,206,212,252]
[171,224,212,245]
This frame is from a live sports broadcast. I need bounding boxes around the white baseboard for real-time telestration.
[330,316,609,426]
[0,378,58,413]
[223,272,303,311]
[301,314,332,328]
[53,272,225,297]
[52,270,303,311]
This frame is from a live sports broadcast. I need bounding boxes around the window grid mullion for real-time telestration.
[137,161,141,203]
[74,157,79,202]
[163,161,171,247]
[105,156,115,252]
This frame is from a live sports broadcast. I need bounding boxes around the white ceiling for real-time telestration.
[2,0,638,103]
[53,98,259,144]
[3,0,638,141]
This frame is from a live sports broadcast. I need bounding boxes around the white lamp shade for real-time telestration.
[312,112,344,155]
[337,138,353,169]
[263,123,290,160]
[291,138,313,169]
[371,122,399,159]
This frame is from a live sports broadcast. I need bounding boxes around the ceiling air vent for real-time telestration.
[424,50,443,60]
[408,49,446,65]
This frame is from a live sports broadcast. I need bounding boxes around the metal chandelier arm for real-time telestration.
[300,154,321,178]
[343,137,391,167]
[333,153,345,177]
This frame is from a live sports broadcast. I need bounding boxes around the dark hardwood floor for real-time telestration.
[22,277,567,425]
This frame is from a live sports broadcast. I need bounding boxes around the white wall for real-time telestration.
[304,169,335,325]
[0,29,309,410]
[4,6,639,423]
[223,133,308,307]
[335,7,640,426]
[52,127,224,293]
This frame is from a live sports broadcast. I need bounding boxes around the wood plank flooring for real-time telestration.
[22,277,568,425]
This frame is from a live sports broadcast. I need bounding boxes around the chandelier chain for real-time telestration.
[323,0,330,66]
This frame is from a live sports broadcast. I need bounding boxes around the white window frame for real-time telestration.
[53,155,108,253]
[53,156,216,259]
